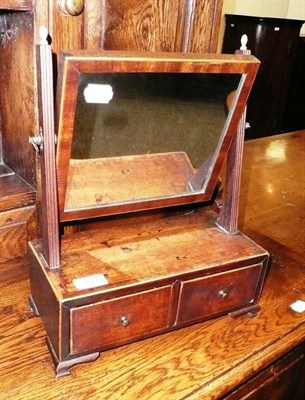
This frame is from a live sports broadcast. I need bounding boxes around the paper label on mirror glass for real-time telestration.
[73,274,109,290]
[83,84,113,104]
[290,300,305,313]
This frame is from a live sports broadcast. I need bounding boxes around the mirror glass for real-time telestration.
[65,72,241,211]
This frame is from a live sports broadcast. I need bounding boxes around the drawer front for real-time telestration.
[177,264,263,325]
[0,206,36,262]
[70,286,173,354]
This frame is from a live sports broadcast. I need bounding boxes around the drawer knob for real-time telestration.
[218,289,228,299]
[58,0,84,16]
[119,316,130,327]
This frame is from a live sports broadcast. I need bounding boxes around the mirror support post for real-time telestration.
[36,27,60,268]
[216,108,246,233]
[217,35,251,234]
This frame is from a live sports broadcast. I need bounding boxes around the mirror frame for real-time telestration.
[56,51,259,222]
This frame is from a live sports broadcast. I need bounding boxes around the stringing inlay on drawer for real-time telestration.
[176,263,263,325]
[70,285,173,354]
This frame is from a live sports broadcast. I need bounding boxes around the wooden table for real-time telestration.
[1,131,305,399]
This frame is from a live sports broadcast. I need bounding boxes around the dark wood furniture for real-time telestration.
[27,40,269,376]
[0,3,37,263]
[284,36,305,132]
[1,130,304,398]
[222,14,304,139]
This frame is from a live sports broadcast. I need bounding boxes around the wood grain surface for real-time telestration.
[101,0,186,52]
[40,0,223,56]
[185,0,223,53]
[0,1,32,10]
[1,131,305,399]
[49,0,83,56]
[0,206,36,262]
[0,12,36,186]
[0,174,35,212]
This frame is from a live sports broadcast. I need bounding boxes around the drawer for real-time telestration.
[176,263,263,325]
[70,285,173,354]
[0,206,36,262]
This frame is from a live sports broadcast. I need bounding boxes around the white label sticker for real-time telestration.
[83,83,113,104]
[73,274,109,290]
[290,300,305,313]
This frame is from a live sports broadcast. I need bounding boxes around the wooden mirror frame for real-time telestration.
[55,51,260,222]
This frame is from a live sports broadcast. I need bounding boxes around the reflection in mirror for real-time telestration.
[66,72,241,211]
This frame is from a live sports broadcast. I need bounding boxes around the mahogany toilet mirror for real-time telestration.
[28,29,268,376]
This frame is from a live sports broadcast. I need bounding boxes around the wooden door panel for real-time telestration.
[86,0,186,51]
[186,0,223,53]
[48,0,223,53]
[49,0,83,55]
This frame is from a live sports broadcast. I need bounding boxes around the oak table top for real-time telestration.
[0,130,304,400]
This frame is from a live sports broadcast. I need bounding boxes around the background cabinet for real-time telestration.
[46,0,223,54]
[222,14,304,139]
[283,36,305,132]
[0,5,36,261]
